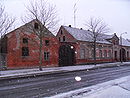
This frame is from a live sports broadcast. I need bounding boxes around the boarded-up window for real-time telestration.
[80,49,85,59]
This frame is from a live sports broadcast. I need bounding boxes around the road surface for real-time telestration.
[0,64,130,98]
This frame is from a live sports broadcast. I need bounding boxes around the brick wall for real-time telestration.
[6,27,59,68]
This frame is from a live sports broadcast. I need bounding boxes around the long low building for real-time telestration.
[56,25,130,66]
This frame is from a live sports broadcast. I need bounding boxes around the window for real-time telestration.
[45,40,49,46]
[61,30,63,35]
[91,50,94,58]
[99,50,102,58]
[113,40,116,45]
[113,39,119,45]
[22,47,29,56]
[44,52,50,61]
[63,36,65,42]
[108,50,111,57]
[80,49,85,59]
[59,37,61,41]
[114,51,117,60]
[23,38,28,44]
[34,23,39,29]
[127,51,129,59]
[104,50,107,58]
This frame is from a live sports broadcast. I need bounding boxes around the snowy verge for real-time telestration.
[50,75,130,98]
[0,62,130,80]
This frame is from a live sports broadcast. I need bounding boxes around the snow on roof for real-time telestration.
[63,26,112,44]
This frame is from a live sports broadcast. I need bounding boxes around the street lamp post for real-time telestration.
[120,32,127,63]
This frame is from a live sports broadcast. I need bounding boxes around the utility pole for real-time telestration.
[73,3,76,28]
[73,0,80,28]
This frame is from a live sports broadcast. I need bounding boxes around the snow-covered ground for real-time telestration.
[0,62,126,75]
[51,75,130,98]
[0,62,130,79]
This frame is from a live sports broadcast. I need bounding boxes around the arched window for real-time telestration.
[80,49,85,59]
[127,51,129,59]
[104,50,107,58]
[91,50,94,58]
[99,50,102,58]
[108,50,111,58]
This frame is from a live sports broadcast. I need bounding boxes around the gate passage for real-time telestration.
[59,45,75,66]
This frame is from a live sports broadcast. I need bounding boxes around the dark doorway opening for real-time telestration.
[59,45,75,66]
[120,48,126,62]
[114,51,117,61]
[0,36,7,69]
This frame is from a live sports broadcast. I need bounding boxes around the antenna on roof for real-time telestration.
[73,0,80,28]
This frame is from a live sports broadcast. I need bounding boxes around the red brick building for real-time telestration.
[57,25,130,66]
[1,22,130,69]
[0,20,59,68]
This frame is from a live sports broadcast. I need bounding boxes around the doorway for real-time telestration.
[59,45,75,66]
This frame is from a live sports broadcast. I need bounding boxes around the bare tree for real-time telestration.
[0,4,15,70]
[23,0,59,71]
[85,17,109,65]
[0,4,15,39]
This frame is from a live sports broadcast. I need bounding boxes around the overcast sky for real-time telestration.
[2,0,130,38]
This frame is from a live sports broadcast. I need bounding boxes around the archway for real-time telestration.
[59,45,75,66]
[120,48,126,62]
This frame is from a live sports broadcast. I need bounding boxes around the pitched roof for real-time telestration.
[63,26,130,46]
[63,26,112,44]
[6,19,55,37]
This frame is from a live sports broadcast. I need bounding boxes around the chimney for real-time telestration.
[69,25,71,27]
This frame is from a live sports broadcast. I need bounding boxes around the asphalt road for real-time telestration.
[0,64,130,98]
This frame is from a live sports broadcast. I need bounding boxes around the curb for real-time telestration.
[0,70,68,81]
[0,62,129,81]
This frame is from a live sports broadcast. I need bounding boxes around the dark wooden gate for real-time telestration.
[59,45,75,66]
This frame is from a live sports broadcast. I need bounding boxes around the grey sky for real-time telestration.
[2,0,130,38]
